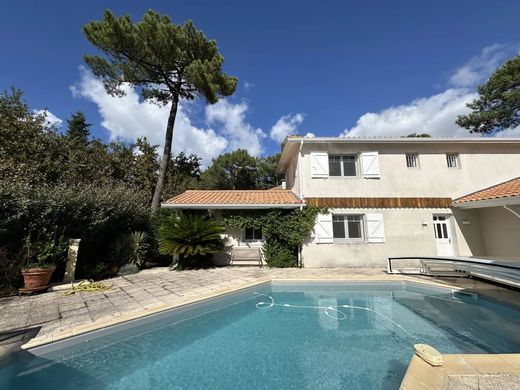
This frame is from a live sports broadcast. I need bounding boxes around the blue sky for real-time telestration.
[1,1,520,163]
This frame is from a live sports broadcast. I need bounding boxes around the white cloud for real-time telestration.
[449,43,519,88]
[269,113,305,143]
[342,89,478,138]
[70,67,276,162]
[205,100,266,156]
[244,81,254,90]
[33,109,63,127]
[304,132,316,138]
[71,67,231,164]
[343,44,520,138]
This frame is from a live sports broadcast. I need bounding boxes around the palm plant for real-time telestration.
[158,211,225,269]
[129,231,149,269]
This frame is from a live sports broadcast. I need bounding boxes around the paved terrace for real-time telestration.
[1,267,519,353]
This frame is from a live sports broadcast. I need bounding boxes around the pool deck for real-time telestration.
[1,266,519,389]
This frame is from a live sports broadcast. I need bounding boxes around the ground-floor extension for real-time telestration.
[302,204,520,267]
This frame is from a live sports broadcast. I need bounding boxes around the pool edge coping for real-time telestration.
[400,354,520,389]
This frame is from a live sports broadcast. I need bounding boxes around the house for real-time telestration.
[163,136,520,267]
[162,189,304,265]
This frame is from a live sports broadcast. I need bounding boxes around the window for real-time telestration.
[446,154,459,168]
[433,216,448,239]
[329,155,357,177]
[245,227,262,241]
[406,154,418,168]
[332,215,364,241]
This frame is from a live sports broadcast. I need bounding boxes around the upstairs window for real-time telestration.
[245,227,262,241]
[406,154,418,168]
[446,154,459,168]
[332,215,364,241]
[328,155,357,177]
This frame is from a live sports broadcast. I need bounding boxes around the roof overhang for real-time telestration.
[161,203,303,209]
[452,196,520,209]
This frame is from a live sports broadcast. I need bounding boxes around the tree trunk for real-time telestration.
[151,97,179,210]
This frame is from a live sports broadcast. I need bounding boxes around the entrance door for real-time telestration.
[433,215,455,256]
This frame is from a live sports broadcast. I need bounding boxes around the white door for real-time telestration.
[433,215,455,256]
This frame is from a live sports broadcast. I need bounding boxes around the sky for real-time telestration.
[1,1,520,165]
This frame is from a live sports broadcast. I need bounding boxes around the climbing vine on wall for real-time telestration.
[222,207,326,267]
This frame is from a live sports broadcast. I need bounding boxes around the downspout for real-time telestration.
[504,205,520,219]
[298,139,304,267]
[298,139,304,199]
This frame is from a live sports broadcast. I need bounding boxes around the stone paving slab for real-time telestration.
[0,267,518,351]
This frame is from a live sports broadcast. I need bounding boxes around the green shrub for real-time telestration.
[0,180,152,280]
[223,207,323,268]
[262,239,298,268]
[0,247,22,295]
[158,210,224,270]
[129,231,149,269]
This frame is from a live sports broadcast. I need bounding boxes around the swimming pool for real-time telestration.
[1,281,519,389]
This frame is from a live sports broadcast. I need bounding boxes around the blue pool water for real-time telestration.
[1,282,519,390]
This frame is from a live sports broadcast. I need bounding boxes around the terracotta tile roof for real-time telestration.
[163,190,304,206]
[453,177,520,204]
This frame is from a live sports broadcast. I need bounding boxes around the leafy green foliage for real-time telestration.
[456,55,520,133]
[0,180,152,280]
[200,149,258,189]
[23,228,68,268]
[162,152,201,199]
[223,207,323,267]
[65,111,91,144]
[200,149,283,190]
[0,247,22,295]
[256,153,284,189]
[129,231,149,268]
[0,88,63,185]
[405,133,431,138]
[158,211,225,269]
[83,10,237,209]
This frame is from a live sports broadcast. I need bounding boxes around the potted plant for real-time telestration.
[19,230,67,293]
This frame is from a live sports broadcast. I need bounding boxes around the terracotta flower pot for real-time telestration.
[20,267,55,293]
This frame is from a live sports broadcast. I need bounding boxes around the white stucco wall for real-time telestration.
[301,207,485,267]
[292,143,520,199]
[477,206,520,260]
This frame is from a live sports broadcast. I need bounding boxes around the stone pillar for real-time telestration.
[63,239,81,283]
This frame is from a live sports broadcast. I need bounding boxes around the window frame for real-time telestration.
[332,214,365,242]
[405,153,419,168]
[244,227,263,241]
[446,153,459,169]
[328,154,359,177]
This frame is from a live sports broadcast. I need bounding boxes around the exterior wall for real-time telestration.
[478,206,520,259]
[302,207,484,268]
[212,213,264,265]
[289,141,520,267]
[285,151,300,196]
[298,143,520,199]
[451,208,486,257]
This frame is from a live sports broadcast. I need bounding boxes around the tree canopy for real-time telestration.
[83,10,237,209]
[199,149,282,190]
[456,54,520,134]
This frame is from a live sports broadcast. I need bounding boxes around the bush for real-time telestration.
[0,247,22,295]
[158,210,224,270]
[262,239,298,268]
[223,207,323,268]
[0,180,153,280]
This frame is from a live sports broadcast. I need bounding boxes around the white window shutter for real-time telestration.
[361,151,380,178]
[366,213,385,243]
[315,213,333,244]
[310,152,329,178]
